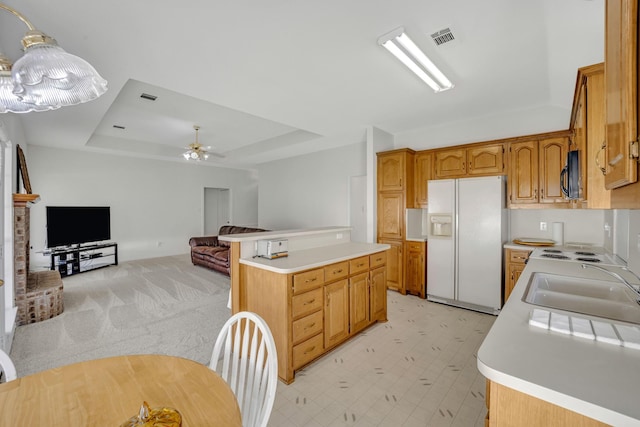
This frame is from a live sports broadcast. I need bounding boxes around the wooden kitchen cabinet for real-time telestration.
[434,143,505,179]
[241,250,388,383]
[377,148,415,193]
[377,149,414,293]
[434,147,467,178]
[370,265,387,322]
[379,239,403,293]
[404,240,426,298]
[605,0,638,190]
[414,151,433,208]
[570,63,611,209]
[324,279,349,349]
[468,143,505,176]
[377,192,404,240]
[504,248,531,303]
[508,135,571,207]
[487,380,608,426]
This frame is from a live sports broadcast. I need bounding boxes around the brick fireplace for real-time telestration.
[13,194,64,325]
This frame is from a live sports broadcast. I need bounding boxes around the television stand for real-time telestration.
[49,243,118,277]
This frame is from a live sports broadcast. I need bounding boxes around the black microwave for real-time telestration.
[561,150,581,199]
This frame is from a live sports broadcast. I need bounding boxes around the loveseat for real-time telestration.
[189,225,268,275]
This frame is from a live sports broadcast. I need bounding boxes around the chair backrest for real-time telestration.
[0,349,17,383]
[209,311,278,427]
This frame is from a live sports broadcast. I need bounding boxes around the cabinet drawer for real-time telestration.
[406,241,424,252]
[293,333,324,369]
[292,310,323,345]
[292,268,324,294]
[324,261,349,282]
[370,252,386,269]
[509,250,531,264]
[349,256,370,275]
[291,288,323,319]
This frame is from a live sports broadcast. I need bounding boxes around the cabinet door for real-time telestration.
[505,263,525,302]
[605,0,638,189]
[377,193,404,240]
[434,148,466,178]
[539,137,568,203]
[404,241,425,298]
[324,279,349,348]
[467,143,505,176]
[584,66,611,208]
[370,266,387,322]
[349,272,370,334]
[377,152,406,191]
[414,151,433,208]
[508,141,539,205]
[379,240,403,293]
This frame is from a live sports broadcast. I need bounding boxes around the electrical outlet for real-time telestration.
[540,222,547,231]
[336,233,343,239]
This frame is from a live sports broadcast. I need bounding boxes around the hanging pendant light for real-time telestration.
[0,3,108,113]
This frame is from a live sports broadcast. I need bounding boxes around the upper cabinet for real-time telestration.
[376,148,415,241]
[508,135,571,207]
[414,151,433,208]
[434,142,505,179]
[605,0,639,189]
[378,149,414,192]
[570,63,611,209]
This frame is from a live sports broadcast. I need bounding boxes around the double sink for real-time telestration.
[523,272,640,325]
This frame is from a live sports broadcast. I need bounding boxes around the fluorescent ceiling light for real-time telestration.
[378,27,453,93]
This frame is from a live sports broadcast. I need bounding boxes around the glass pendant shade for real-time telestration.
[12,42,108,108]
[0,53,53,113]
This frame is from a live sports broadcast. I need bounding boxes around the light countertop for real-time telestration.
[239,242,390,274]
[477,258,640,426]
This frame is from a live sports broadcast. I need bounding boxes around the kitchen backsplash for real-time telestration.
[509,209,606,246]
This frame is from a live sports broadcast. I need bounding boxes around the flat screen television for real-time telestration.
[46,206,111,248]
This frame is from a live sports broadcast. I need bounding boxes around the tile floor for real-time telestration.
[270,291,496,426]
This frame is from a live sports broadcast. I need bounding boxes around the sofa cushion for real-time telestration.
[218,225,267,248]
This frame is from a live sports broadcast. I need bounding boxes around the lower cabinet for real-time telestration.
[486,380,609,426]
[504,249,531,303]
[404,240,427,298]
[241,250,388,383]
[379,238,404,293]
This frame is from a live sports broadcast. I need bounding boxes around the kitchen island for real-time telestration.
[478,257,640,426]
[219,227,390,383]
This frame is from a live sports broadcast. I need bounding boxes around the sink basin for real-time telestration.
[522,272,640,324]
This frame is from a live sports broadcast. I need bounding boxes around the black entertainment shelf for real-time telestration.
[49,243,118,277]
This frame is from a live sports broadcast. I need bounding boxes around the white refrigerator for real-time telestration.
[426,176,507,314]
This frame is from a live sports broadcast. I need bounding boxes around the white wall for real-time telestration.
[258,142,366,230]
[509,209,606,246]
[26,146,259,269]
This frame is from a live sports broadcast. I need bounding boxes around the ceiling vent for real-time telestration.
[113,125,125,130]
[431,28,455,46]
[140,93,157,101]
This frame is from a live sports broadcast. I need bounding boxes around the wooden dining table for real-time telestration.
[0,354,242,426]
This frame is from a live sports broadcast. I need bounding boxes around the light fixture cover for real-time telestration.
[0,52,53,113]
[378,27,453,93]
[11,43,108,107]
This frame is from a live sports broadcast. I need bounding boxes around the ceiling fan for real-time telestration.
[183,125,225,161]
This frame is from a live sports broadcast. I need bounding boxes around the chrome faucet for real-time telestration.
[581,263,640,304]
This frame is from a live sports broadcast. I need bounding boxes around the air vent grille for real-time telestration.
[113,125,125,130]
[140,93,157,101]
[431,28,455,46]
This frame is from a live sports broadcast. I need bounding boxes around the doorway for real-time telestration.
[204,188,230,235]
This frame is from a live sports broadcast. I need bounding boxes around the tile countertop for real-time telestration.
[477,258,640,426]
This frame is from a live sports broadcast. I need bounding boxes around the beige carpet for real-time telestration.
[10,254,231,377]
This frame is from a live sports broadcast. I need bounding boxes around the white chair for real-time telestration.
[0,349,17,383]
[209,311,278,427]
